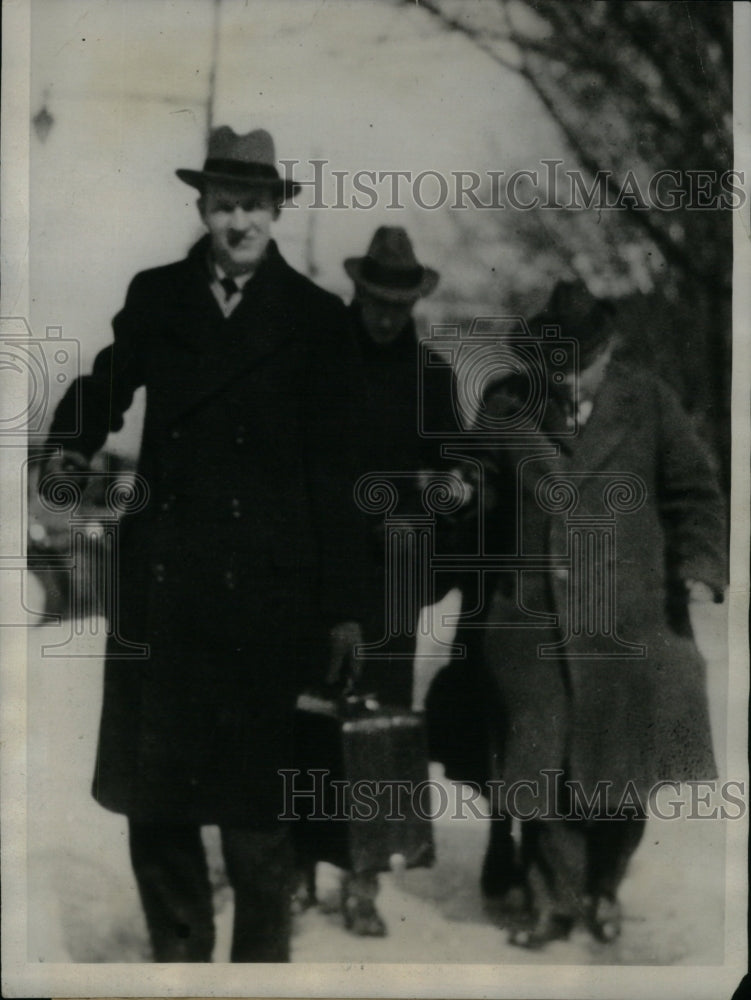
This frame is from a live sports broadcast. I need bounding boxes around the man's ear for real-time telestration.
[272,203,282,222]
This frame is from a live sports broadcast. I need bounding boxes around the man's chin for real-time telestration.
[221,251,263,275]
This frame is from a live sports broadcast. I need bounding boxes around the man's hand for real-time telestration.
[416,466,477,509]
[34,451,91,549]
[325,620,363,686]
[42,450,91,478]
[38,450,90,503]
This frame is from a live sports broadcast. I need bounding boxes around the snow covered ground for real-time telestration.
[21,581,732,968]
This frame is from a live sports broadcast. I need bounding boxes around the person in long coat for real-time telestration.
[466,279,726,948]
[293,227,460,935]
[343,227,457,706]
[42,126,366,963]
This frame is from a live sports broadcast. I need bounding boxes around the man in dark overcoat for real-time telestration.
[343,226,456,707]
[293,227,460,935]
[468,280,726,948]
[42,126,366,962]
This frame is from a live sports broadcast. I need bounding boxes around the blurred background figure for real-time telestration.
[292,227,459,936]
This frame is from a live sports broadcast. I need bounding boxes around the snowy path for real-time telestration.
[24,591,729,967]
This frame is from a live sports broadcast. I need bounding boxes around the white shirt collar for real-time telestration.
[213,261,254,291]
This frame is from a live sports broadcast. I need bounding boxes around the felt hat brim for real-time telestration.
[176,168,301,198]
[344,257,439,303]
[529,299,617,367]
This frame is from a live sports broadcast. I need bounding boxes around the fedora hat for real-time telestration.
[176,126,300,197]
[344,227,439,303]
[531,278,616,367]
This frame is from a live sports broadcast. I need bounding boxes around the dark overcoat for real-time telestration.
[348,307,461,704]
[48,236,367,826]
[478,362,726,813]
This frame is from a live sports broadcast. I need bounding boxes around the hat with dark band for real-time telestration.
[531,278,616,368]
[176,126,300,197]
[344,227,439,303]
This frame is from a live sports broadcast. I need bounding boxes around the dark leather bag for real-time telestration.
[291,685,435,875]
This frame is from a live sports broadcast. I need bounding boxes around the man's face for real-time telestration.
[358,292,416,345]
[199,183,279,276]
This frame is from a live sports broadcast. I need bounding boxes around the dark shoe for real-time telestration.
[343,895,387,936]
[494,883,530,917]
[508,912,573,950]
[588,895,622,943]
[342,891,387,937]
[482,881,532,934]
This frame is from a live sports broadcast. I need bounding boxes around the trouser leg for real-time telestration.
[128,821,215,962]
[586,815,647,900]
[517,813,646,941]
[581,813,646,942]
[347,870,379,898]
[220,826,293,963]
[481,812,524,898]
[522,816,588,921]
[506,818,587,947]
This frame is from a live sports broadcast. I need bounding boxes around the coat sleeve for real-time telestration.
[655,376,727,599]
[46,273,148,458]
[429,376,522,574]
[417,355,462,470]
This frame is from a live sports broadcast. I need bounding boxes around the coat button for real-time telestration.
[154,562,166,582]
[170,428,181,440]
[235,425,245,446]
[224,570,236,590]
[231,498,241,518]
[159,494,175,512]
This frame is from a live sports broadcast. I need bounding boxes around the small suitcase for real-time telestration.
[292,692,435,875]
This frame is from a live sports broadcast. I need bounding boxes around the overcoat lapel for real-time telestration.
[157,239,299,424]
[566,365,636,474]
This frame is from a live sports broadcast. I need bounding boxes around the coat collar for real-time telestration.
[349,302,418,363]
[563,361,637,473]
[513,364,638,512]
[182,233,291,335]
[156,236,305,423]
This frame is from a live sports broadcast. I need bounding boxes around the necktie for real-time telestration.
[219,276,239,300]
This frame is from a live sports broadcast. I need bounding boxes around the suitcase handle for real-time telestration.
[342,645,363,698]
